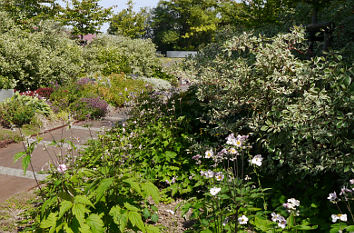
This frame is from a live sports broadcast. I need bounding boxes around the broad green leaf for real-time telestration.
[151,213,159,223]
[72,203,90,222]
[41,196,57,216]
[14,152,25,163]
[58,200,73,219]
[86,213,105,233]
[94,178,114,203]
[124,178,142,195]
[345,225,354,231]
[110,205,128,232]
[124,202,140,212]
[63,223,75,233]
[79,223,91,233]
[294,224,318,230]
[143,208,151,219]
[22,154,31,174]
[165,151,177,158]
[128,211,145,232]
[254,216,274,231]
[40,212,58,229]
[141,182,160,204]
[146,225,160,233]
[74,195,94,208]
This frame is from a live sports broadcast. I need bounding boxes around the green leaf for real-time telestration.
[58,200,73,219]
[74,195,94,208]
[124,202,140,212]
[63,223,75,233]
[72,203,90,222]
[330,223,347,233]
[343,76,351,87]
[124,178,142,195]
[86,213,105,233]
[294,224,318,230]
[345,225,354,231]
[128,211,145,232]
[79,223,91,233]
[14,152,25,163]
[254,216,274,231]
[40,212,58,229]
[143,208,151,219]
[141,182,160,204]
[94,178,114,203]
[151,213,159,223]
[22,154,31,174]
[110,205,128,232]
[165,151,177,158]
[146,225,160,233]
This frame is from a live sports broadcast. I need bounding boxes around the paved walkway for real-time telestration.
[0,115,128,202]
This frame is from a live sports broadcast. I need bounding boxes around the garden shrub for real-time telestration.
[97,73,147,107]
[0,14,83,91]
[72,97,108,120]
[0,93,51,127]
[0,75,16,89]
[184,26,353,177]
[50,79,110,120]
[82,35,161,77]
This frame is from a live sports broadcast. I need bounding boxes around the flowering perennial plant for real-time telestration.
[327,180,354,232]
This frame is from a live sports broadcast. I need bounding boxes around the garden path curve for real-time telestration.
[0,112,129,203]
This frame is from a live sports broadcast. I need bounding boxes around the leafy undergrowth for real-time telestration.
[0,191,37,232]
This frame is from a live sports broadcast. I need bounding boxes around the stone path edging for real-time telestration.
[0,166,48,181]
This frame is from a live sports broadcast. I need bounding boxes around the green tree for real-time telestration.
[60,0,112,40]
[108,0,149,39]
[0,0,60,25]
[151,0,219,51]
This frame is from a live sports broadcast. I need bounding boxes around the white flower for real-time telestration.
[226,133,236,146]
[327,191,337,202]
[205,149,214,158]
[331,214,339,223]
[57,164,67,173]
[210,187,221,196]
[278,218,287,229]
[339,214,347,222]
[332,214,347,223]
[271,212,281,222]
[287,198,300,207]
[215,172,224,181]
[228,148,238,154]
[249,154,263,166]
[350,179,354,185]
[206,170,214,178]
[238,215,248,225]
[271,213,287,229]
[244,175,252,181]
[339,186,352,196]
[283,198,300,212]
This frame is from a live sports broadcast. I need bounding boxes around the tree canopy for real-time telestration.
[108,0,149,39]
[0,0,61,25]
[151,0,219,51]
[59,0,112,39]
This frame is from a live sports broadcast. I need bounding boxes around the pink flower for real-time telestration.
[57,164,67,173]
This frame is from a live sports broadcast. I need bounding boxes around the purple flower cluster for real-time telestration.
[81,97,108,117]
[76,78,95,86]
